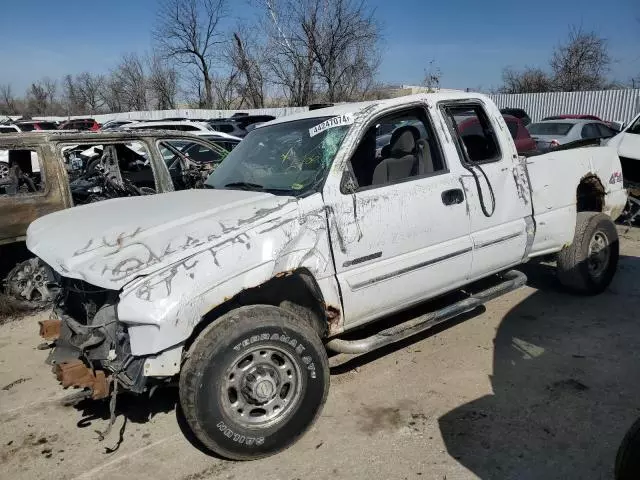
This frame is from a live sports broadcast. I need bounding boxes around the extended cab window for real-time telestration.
[348,109,446,189]
[0,148,44,195]
[443,105,501,163]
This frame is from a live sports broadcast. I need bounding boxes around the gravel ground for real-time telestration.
[1,227,640,480]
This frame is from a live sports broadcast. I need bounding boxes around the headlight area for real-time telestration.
[43,278,149,400]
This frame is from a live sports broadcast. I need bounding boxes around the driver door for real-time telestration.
[322,105,473,328]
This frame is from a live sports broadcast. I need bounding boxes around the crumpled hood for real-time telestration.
[27,189,297,289]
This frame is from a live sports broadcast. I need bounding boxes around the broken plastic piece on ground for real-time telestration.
[54,360,110,400]
[39,319,61,340]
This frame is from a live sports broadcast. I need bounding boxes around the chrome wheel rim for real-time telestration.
[588,231,610,278]
[0,162,9,179]
[221,345,302,428]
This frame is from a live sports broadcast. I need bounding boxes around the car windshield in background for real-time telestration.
[206,116,350,196]
[528,122,574,136]
[37,122,58,130]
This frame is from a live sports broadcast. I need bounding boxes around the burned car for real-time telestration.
[0,131,232,303]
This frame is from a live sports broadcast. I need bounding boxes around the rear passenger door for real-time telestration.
[323,105,473,328]
[440,101,531,280]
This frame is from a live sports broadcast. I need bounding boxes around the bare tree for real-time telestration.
[301,0,381,102]
[231,30,266,108]
[212,70,242,109]
[423,60,442,91]
[63,74,83,114]
[261,0,316,106]
[155,0,227,108]
[259,0,381,105]
[101,76,125,113]
[0,84,18,114]
[551,26,611,92]
[26,82,49,115]
[76,73,105,114]
[500,66,554,93]
[113,54,148,110]
[148,54,179,109]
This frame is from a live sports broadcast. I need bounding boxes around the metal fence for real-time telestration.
[31,89,640,125]
[489,89,640,124]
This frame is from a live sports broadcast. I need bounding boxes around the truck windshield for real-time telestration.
[205,117,350,195]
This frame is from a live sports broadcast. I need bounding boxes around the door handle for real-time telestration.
[441,188,464,206]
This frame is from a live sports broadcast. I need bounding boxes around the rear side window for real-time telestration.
[528,123,574,136]
[443,104,501,163]
[0,126,17,134]
[0,148,45,195]
[596,124,615,138]
[581,124,600,139]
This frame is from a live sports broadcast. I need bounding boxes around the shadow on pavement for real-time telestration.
[438,256,640,479]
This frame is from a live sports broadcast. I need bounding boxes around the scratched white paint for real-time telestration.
[26,91,628,366]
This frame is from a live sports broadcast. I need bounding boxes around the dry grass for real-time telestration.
[0,293,38,324]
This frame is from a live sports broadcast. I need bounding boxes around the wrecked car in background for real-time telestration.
[0,131,233,303]
[28,92,626,460]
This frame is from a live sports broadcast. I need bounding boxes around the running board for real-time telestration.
[325,270,527,355]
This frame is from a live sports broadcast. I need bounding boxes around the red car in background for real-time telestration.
[458,114,537,154]
[58,118,101,131]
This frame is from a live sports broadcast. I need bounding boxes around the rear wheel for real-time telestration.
[616,417,640,480]
[179,305,329,460]
[557,212,619,294]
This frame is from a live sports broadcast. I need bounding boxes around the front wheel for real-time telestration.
[557,212,619,294]
[179,305,329,460]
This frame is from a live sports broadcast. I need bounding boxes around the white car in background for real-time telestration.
[527,119,617,150]
[124,120,218,133]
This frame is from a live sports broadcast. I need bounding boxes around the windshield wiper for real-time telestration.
[224,181,265,191]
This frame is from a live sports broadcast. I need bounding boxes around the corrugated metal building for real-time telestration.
[489,89,640,123]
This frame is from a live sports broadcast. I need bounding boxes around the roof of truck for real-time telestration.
[265,90,484,127]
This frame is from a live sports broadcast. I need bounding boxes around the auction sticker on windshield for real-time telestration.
[309,114,354,138]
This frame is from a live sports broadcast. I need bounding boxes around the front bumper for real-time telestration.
[42,279,148,398]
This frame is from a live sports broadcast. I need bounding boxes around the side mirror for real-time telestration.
[340,169,358,194]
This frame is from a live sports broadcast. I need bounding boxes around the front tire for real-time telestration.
[557,212,619,294]
[179,305,329,460]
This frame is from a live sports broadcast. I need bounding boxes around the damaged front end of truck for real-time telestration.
[41,279,148,401]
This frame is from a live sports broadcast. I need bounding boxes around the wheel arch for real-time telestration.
[185,268,335,352]
[576,174,605,213]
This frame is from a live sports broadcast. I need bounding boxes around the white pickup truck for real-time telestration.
[27,91,627,460]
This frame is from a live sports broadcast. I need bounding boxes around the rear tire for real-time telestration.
[616,417,640,480]
[179,305,329,460]
[557,212,619,294]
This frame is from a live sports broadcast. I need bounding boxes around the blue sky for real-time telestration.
[0,0,638,94]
